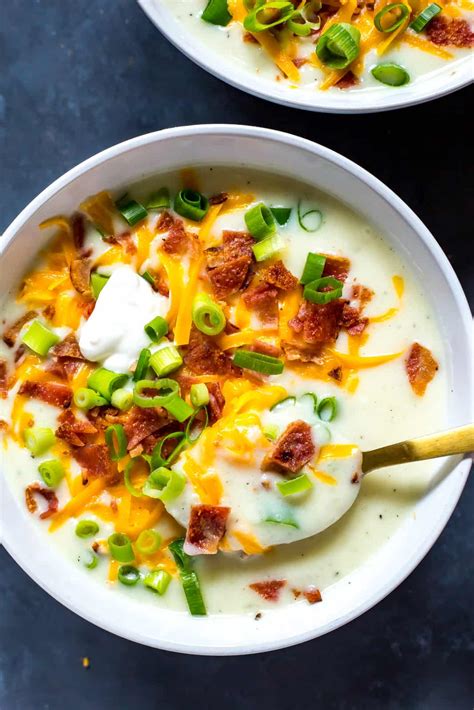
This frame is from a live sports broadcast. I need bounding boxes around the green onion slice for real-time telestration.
[110,387,133,411]
[263,424,279,441]
[22,320,60,356]
[374,3,409,32]
[74,387,108,410]
[134,348,151,381]
[265,508,299,528]
[288,9,321,35]
[144,315,168,342]
[151,431,186,469]
[124,456,151,498]
[244,1,295,32]
[202,0,232,25]
[108,532,135,563]
[23,426,55,457]
[90,272,109,299]
[38,459,64,488]
[168,538,206,615]
[174,189,209,222]
[105,424,127,461]
[245,203,276,240]
[192,294,226,336]
[141,271,156,287]
[143,467,187,503]
[190,383,210,408]
[145,187,170,210]
[233,349,284,375]
[316,22,361,69]
[270,395,296,411]
[144,568,172,595]
[297,200,323,232]
[88,368,128,401]
[317,396,337,421]
[299,392,318,414]
[136,529,162,555]
[252,233,285,262]
[303,276,343,304]
[409,2,441,31]
[371,62,410,86]
[185,406,209,444]
[118,564,141,586]
[277,473,313,497]
[149,346,183,377]
[133,378,179,408]
[83,550,98,570]
[163,395,194,423]
[116,195,148,226]
[270,206,292,225]
[75,519,99,538]
[300,253,326,285]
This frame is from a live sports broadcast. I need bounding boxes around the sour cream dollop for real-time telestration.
[79,265,168,373]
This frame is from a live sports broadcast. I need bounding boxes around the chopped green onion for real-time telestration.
[143,467,187,503]
[75,519,99,538]
[150,346,183,377]
[124,456,150,498]
[23,427,55,456]
[105,424,127,461]
[90,272,109,299]
[233,349,284,375]
[111,387,133,411]
[185,406,209,444]
[88,368,128,401]
[144,568,172,595]
[133,348,151,381]
[371,62,410,86]
[303,276,343,304]
[287,9,321,35]
[409,2,441,31]
[317,396,337,421]
[374,3,409,32]
[141,270,156,287]
[299,392,318,414]
[244,1,295,32]
[74,387,108,410]
[265,509,299,528]
[252,233,285,262]
[263,424,279,441]
[118,564,141,586]
[136,529,162,555]
[270,206,292,225]
[83,550,98,569]
[297,200,323,233]
[151,431,186,469]
[38,459,64,488]
[270,395,296,411]
[145,187,170,210]
[245,203,276,240]
[190,383,210,408]
[192,294,226,336]
[300,253,326,285]
[22,320,60,356]
[316,22,361,69]
[144,315,168,342]
[174,189,209,222]
[116,195,148,226]
[168,538,206,615]
[202,0,232,25]
[277,473,313,497]
[108,532,135,563]
[163,395,194,422]
[133,378,179,408]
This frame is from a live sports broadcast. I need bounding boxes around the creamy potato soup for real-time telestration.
[0,168,445,615]
[164,0,473,92]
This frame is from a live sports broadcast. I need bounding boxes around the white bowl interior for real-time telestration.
[137,0,473,114]
[0,126,472,654]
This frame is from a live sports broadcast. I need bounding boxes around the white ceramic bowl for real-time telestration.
[0,125,472,655]
[137,0,473,114]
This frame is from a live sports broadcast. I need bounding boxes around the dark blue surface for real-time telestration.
[1,2,472,708]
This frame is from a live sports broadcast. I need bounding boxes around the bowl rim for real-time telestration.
[136,0,474,115]
[0,124,472,655]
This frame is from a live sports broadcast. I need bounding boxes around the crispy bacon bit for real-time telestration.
[87,405,122,429]
[123,405,169,451]
[71,213,86,250]
[70,258,92,296]
[341,303,368,336]
[209,192,228,205]
[426,16,474,47]
[322,255,351,282]
[207,382,225,424]
[249,580,286,602]
[161,219,196,256]
[18,380,72,408]
[352,284,373,306]
[406,342,438,396]
[293,56,308,68]
[25,483,59,519]
[248,341,281,358]
[206,231,254,300]
[0,359,7,398]
[262,420,315,474]
[328,366,343,382]
[243,282,279,327]
[156,210,175,233]
[50,333,84,360]
[184,327,237,376]
[293,586,323,603]
[73,444,116,480]
[289,299,344,344]
[103,231,137,255]
[281,341,324,363]
[243,30,259,43]
[184,505,230,555]
[261,260,298,291]
[3,311,37,347]
[42,304,56,321]
[56,410,97,447]
[14,345,26,364]
[336,71,359,89]
[0,419,8,432]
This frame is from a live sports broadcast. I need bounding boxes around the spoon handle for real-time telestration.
[362,424,474,475]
